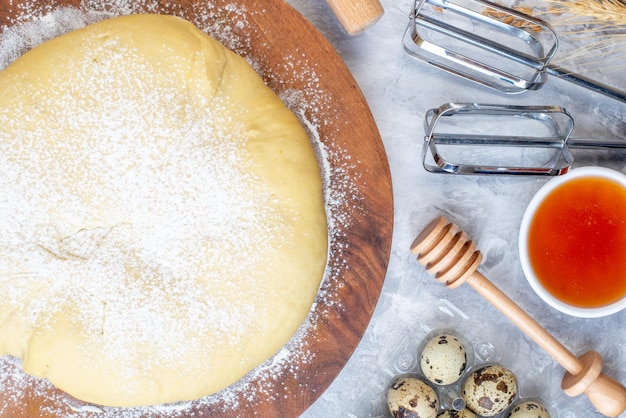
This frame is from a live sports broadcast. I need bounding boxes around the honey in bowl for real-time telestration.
[520,167,626,317]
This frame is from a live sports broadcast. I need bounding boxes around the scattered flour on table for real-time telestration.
[0,1,363,416]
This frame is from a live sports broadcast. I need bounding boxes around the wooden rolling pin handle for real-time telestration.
[411,216,626,417]
[325,0,384,35]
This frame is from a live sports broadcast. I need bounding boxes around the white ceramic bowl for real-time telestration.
[519,166,626,318]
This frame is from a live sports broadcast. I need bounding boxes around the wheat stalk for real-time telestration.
[539,0,626,26]
[517,0,626,74]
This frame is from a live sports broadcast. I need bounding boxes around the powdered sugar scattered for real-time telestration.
[1,19,289,392]
[0,2,363,416]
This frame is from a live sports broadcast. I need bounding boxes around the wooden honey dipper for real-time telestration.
[410,216,626,417]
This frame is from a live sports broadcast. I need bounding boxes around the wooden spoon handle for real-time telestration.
[325,0,384,35]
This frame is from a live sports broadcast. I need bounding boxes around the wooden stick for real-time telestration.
[410,216,626,417]
[325,0,384,35]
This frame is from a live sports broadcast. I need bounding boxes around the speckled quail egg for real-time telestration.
[437,408,477,418]
[420,333,467,385]
[506,400,551,418]
[387,376,439,418]
[462,364,518,417]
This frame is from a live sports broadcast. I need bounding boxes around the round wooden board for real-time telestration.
[0,1,393,416]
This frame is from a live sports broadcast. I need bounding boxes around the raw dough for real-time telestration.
[0,14,328,407]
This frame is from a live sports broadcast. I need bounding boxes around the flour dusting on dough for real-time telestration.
[0,2,361,416]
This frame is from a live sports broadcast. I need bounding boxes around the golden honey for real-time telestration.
[528,176,626,308]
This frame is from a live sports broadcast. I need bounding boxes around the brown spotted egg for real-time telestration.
[387,376,439,418]
[437,408,477,418]
[420,333,467,385]
[462,364,518,416]
[506,400,551,418]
